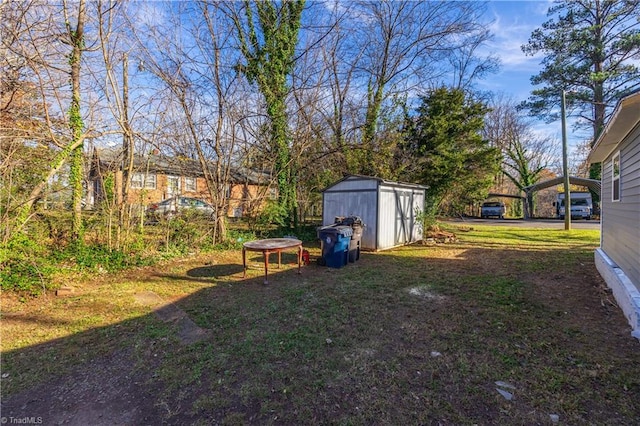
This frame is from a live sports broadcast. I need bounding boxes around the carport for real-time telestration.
[522,176,601,219]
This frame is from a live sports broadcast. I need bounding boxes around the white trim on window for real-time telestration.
[131,172,144,189]
[185,176,196,192]
[145,173,156,189]
[612,151,620,202]
[131,172,156,190]
[167,175,180,196]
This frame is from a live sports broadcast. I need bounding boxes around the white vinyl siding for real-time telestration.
[600,122,640,290]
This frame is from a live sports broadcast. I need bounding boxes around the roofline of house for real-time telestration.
[90,147,271,185]
[589,89,640,164]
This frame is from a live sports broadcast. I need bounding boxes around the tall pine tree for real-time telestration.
[522,0,640,149]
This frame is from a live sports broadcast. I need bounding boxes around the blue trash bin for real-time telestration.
[317,225,352,268]
[334,216,364,263]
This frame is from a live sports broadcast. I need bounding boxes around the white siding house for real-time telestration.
[588,90,640,335]
[322,175,427,251]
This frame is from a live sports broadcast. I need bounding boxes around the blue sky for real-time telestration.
[482,1,552,101]
[480,1,588,156]
[127,0,584,161]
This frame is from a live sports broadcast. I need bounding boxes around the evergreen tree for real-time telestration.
[522,0,640,148]
[401,87,500,216]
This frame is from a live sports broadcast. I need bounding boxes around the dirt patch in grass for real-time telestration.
[2,227,639,424]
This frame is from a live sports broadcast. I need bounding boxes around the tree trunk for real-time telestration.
[68,0,86,243]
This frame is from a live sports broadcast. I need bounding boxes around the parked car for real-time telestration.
[147,196,215,220]
[481,201,506,219]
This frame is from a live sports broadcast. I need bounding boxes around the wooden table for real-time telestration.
[242,238,303,284]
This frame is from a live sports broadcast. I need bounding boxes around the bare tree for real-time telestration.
[447,29,500,93]
[484,96,559,215]
[130,1,246,243]
[352,0,490,175]
[1,0,97,242]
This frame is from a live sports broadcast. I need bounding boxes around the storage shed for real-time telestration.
[322,175,427,251]
[588,90,640,335]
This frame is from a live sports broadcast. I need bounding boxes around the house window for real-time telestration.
[185,176,196,192]
[145,173,157,189]
[612,152,620,202]
[131,172,156,189]
[268,187,277,200]
[167,175,180,196]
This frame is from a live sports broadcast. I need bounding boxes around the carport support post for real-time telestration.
[561,90,571,231]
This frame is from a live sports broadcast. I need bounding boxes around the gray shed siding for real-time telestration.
[601,121,640,290]
[377,187,424,249]
[322,176,426,251]
[323,189,378,249]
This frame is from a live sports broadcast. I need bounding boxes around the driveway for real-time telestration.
[446,217,601,230]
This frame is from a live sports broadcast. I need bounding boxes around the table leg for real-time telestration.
[297,245,302,274]
[242,247,247,278]
[278,250,282,269]
[263,250,270,285]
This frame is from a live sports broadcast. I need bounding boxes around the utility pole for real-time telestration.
[561,90,571,231]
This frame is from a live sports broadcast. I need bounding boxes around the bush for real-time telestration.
[0,235,55,295]
[251,200,287,235]
[1,232,153,295]
[0,257,56,295]
[214,228,257,250]
[263,223,318,242]
[155,211,214,254]
[53,243,149,272]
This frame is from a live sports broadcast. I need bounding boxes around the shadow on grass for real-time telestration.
[186,264,245,278]
[2,239,639,425]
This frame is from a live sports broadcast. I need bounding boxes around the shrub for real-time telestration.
[0,257,56,295]
[0,234,54,294]
[53,243,149,272]
[154,210,214,254]
[214,228,257,250]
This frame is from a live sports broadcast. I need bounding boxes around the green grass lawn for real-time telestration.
[2,225,639,424]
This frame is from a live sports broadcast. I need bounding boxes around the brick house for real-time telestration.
[87,147,274,218]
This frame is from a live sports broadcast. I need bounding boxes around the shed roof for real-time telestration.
[322,174,429,192]
[589,90,640,163]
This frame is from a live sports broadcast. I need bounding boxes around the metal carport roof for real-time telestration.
[523,176,601,197]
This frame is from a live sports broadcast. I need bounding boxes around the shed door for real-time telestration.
[395,190,413,245]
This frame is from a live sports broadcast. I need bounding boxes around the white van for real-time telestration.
[554,192,593,220]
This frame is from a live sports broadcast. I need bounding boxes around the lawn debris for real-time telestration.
[494,380,516,389]
[423,225,458,244]
[495,381,516,401]
[55,286,74,296]
[496,388,514,401]
[407,286,445,301]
